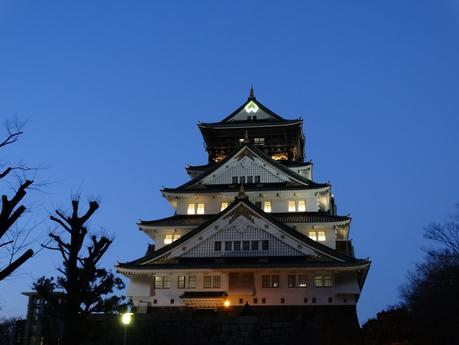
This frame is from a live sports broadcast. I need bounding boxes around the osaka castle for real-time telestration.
[116,88,370,312]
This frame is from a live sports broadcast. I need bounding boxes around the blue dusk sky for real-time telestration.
[0,1,458,324]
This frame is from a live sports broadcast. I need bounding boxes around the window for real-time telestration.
[232,176,238,184]
[188,275,197,288]
[213,276,221,288]
[214,241,221,251]
[255,175,260,183]
[234,241,241,251]
[239,176,245,184]
[298,200,306,212]
[297,274,307,287]
[317,231,326,242]
[187,203,195,215]
[204,276,220,288]
[242,241,250,251]
[251,240,259,250]
[225,241,232,251]
[247,176,253,184]
[221,202,229,211]
[178,276,186,289]
[254,137,265,146]
[314,274,333,287]
[288,200,296,212]
[197,203,205,215]
[255,201,262,208]
[155,276,170,289]
[164,234,180,245]
[262,275,279,288]
[309,231,326,242]
[204,276,212,288]
[288,275,296,288]
[262,240,269,251]
[239,138,244,143]
[264,201,272,213]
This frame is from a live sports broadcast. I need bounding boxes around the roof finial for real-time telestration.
[237,183,248,199]
[249,85,255,99]
[243,130,250,144]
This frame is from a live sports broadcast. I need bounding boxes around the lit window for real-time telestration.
[288,200,296,212]
[264,201,272,213]
[254,137,265,146]
[197,203,205,215]
[271,152,288,161]
[288,274,307,288]
[314,275,323,287]
[298,200,306,212]
[324,275,333,287]
[314,274,333,288]
[187,203,195,215]
[288,275,296,288]
[155,276,170,289]
[317,231,326,242]
[308,231,317,241]
[221,202,229,211]
[239,138,244,143]
[165,234,181,244]
[164,234,173,245]
[298,275,307,287]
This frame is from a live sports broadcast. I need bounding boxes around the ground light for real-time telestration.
[121,312,133,345]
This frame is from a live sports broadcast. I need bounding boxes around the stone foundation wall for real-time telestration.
[82,306,363,345]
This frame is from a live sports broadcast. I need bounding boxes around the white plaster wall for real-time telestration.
[127,270,360,308]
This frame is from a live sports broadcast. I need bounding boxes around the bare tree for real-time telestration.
[423,206,459,256]
[35,198,125,345]
[0,120,34,282]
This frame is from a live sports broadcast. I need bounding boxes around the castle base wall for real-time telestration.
[82,306,363,345]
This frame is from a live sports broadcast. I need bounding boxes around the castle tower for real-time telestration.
[116,89,370,312]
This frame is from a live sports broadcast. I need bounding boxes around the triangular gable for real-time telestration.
[222,98,283,122]
[142,201,347,265]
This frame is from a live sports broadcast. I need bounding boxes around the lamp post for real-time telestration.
[121,312,133,345]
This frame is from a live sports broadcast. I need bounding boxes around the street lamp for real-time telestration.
[121,312,133,345]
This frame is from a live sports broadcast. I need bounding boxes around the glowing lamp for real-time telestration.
[121,312,133,325]
[223,300,231,308]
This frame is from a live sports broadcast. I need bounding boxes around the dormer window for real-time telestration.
[298,200,306,212]
[254,137,265,146]
[187,203,195,215]
[264,201,272,213]
[288,200,296,212]
[197,203,205,215]
[308,230,326,242]
[164,234,181,245]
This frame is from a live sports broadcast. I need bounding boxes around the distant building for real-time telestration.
[117,88,370,312]
[21,292,63,345]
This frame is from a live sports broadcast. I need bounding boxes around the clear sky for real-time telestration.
[0,1,458,324]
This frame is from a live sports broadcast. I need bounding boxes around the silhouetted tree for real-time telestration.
[34,199,125,345]
[0,120,34,282]
[0,317,25,345]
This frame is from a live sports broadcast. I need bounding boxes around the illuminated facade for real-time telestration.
[117,88,370,311]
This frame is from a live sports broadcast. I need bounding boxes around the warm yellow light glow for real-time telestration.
[288,200,296,212]
[317,231,326,242]
[298,200,306,212]
[121,312,133,325]
[263,201,272,213]
[187,203,195,215]
[308,231,317,241]
[244,101,259,113]
[223,300,231,308]
[271,152,288,161]
[197,203,205,215]
[221,202,229,211]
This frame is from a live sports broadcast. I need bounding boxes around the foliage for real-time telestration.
[34,199,125,345]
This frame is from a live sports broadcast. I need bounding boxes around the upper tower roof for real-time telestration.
[198,88,305,163]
